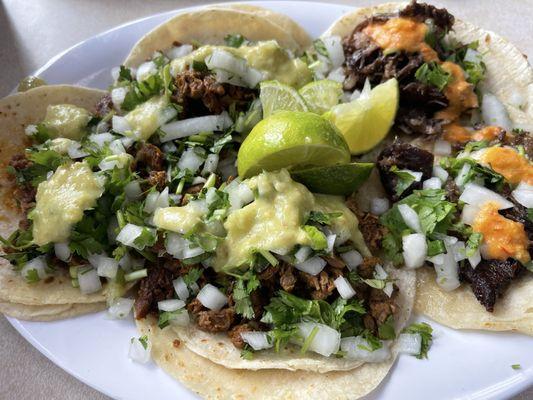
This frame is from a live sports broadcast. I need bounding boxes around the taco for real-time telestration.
[319,1,533,334]
[0,85,115,319]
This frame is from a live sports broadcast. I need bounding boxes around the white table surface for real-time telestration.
[0,1,531,399]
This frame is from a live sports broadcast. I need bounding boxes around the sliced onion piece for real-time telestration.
[112,115,132,135]
[54,242,71,262]
[294,256,326,276]
[197,284,227,311]
[89,132,115,148]
[340,336,391,362]
[107,297,134,319]
[398,204,422,233]
[461,203,479,225]
[326,234,336,253]
[178,147,205,173]
[433,139,452,156]
[125,180,142,200]
[327,67,345,83]
[482,92,511,130]
[128,336,151,364]
[166,44,193,60]
[433,252,460,291]
[173,277,189,301]
[334,276,356,299]
[157,299,185,312]
[294,246,312,263]
[468,248,482,269]
[160,112,232,142]
[298,322,340,357]
[116,224,153,250]
[78,268,102,294]
[371,198,389,216]
[340,250,363,270]
[166,234,190,259]
[240,331,273,351]
[432,165,449,182]
[21,257,48,281]
[111,87,128,109]
[109,139,126,155]
[322,36,345,69]
[202,153,219,176]
[454,163,471,188]
[512,182,533,208]
[423,177,442,190]
[136,61,157,82]
[92,255,119,279]
[459,183,514,210]
[397,333,422,356]
[205,49,263,87]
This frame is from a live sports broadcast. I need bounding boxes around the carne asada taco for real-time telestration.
[0,85,116,319]
[319,1,533,334]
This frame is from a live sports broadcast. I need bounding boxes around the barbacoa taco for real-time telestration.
[319,1,532,335]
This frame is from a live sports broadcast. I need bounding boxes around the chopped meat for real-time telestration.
[173,70,256,116]
[395,107,444,136]
[147,170,167,190]
[368,285,398,324]
[196,307,235,333]
[358,257,379,279]
[444,177,460,203]
[363,314,378,333]
[459,258,525,312]
[358,212,387,253]
[399,1,454,33]
[95,94,113,118]
[9,153,32,170]
[179,183,205,206]
[323,254,346,270]
[377,141,434,201]
[279,263,297,292]
[298,270,336,300]
[132,143,164,172]
[8,154,36,224]
[228,322,266,349]
[401,82,448,111]
[505,131,533,159]
[135,263,176,319]
[187,298,205,315]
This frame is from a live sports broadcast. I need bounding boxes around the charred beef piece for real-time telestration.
[95,94,113,118]
[459,258,525,312]
[395,108,445,136]
[173,70,256,116]
[132,143,165,173]
[297,270,336,300]
[368,286,399,324]
[323,254,346,270]
[147,170,167,190]
[377,142,434,201]
[8,154,37,223]
[444,177,460,203]
[196,308,236,333]
[279,263,297,292]
[135,263,176,319]
[344,196,387,253]
[505,131,533,159]
[228,322,267,348]
[399,1,454,33]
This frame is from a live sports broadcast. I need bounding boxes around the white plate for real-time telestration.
[6,2,533,399]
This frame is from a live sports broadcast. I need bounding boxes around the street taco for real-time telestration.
[320,1,533,334]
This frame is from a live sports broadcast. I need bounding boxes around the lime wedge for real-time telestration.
[260,80,309,117]
[299,80,343,114]
[324,78,399,155]
[291,162,374,195]
[237,111,350,178]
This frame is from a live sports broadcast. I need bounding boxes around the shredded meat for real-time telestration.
[95,94,113,118]
[132,143,165,173]
[459,258,525,312]
[173,70,256,116]
[377,141,434,201]
[279,263,297,292]
[358,212,387,253]
[323,254,346,270]
[147,170,167,190]
[342,2,456,135]
[187,298,205,315]
[444,177,460,203]
[298,270,336,300]
[368,286,398,324]
[505,131,533,159]
[8,154,37,223]
[135,263,176,319]
[196,308,235,333]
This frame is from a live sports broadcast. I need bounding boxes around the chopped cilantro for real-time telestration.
[427,239,446,257]
[158,309,185,329]
[358,332,383,351]
[511,364,522,370]
[24,268,41,283]
[210,133,233,153]
[313,39,329,58]
[466,232,483,257]
[415,62,453,91]
[303,225,327,250]
[306,211,342,226]
[132,227,157,250]
[378,315,396,340]
[138,335,149,350]
[390,166,420,197]
[240,346,255,360]
[182,268,203,286]
[232,271,260,319]
[120,73,163,111]
[117,65,134,82]
[224,34,245,48]
[402,322,433,359]
[192,60,208,72]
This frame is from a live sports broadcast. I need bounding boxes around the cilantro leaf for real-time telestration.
[390,166,420,197]
[138,335,149,350]
[303,225,327,250]
[233,271,260,319]
[210,133,233,154]
[224,34,245,48]
[183,268,202,286]
[133,227,157,250]
[402,322,433,359]
[378,315,396,340]
[313,39,329,58]
[415,62,453,91]
[306,211,342,226]
[511,364,521,370]
[158,309,186,329]
[466,232,483,257]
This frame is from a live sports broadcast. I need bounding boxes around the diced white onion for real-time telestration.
[371,197,390,215]
[111,87,128,108]
[89,132,115,148]
[112,115,132,135]
[423,177,442,190]
[158,299,185,312]
[128,336,151,364]
[121,136,135,149]
[67,142,88,159]
[21,257,48,280]
[108,139,126,155]
[166,44,193,60]
[240,331,273,351]
[459,183,514,210]
[340,250,363,270]
[92,255,119,279]
[402,233,427,269]
[468,248,482,269]
[107,297,134,319]
[205,49,264,87]
[512,182,533,208]
[294,246,312,263]
[294,256,326,276]
[166,234,190,259]
[136,61,157,81]
[322,36,345,69]
[454,163,471,188]
[111,66,120,81]
[54,242,71,262]
[125,181,142,200]
[433,252,460,291]
[340,336,391,362]
[447,240,466,262]
[160,112,233,142]
[326,234,336,253]
[327,67,345,83]
[334,276,356,299]
[433,139,452,156]
[349,89,362,102]
[202,153,219,176]
[98,154,131,171]
[197,284,227,311]
[183,245,205,260]
[398,204,422,233]
[397,333,422,356]
[144,191,160,214]
[156,187,170,210]
[298,322,340,357]
[374,264,388,280]
[482,92,511,130]
[116,224,149,250]
[461,204,479,225]
[78,268,102,294]
[173,277,189,301]
[432,165,449,182]
[178,148,205,173]
[213,69,247,87]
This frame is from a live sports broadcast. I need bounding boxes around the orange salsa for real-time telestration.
[480,147,533,185]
